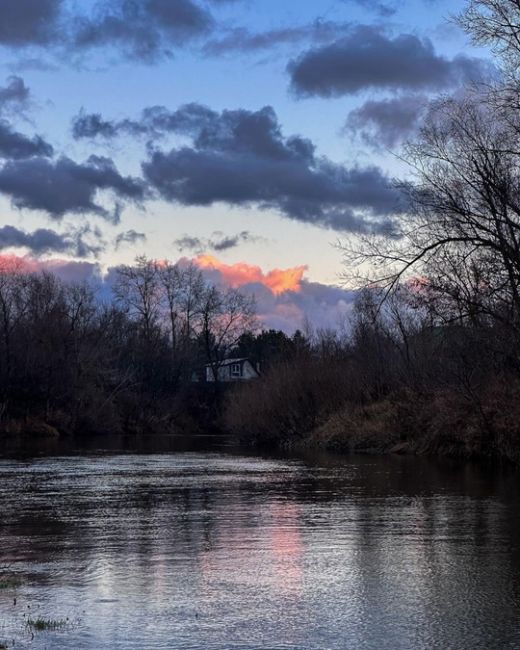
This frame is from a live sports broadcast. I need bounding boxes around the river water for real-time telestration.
[0,438,519,649]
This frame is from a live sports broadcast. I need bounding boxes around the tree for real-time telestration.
[459,0,520,72]
[341,89,520,343]
[158,261,205,383]
[233,329,296,369]
[113,256,161,342]
[0,261,28,408]
[199,286,257,383]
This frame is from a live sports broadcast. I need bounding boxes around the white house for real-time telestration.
[205,358,260,383]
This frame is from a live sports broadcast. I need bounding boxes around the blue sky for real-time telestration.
[0,0,491,328]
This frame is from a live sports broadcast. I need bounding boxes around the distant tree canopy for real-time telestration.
[232,329,310,370]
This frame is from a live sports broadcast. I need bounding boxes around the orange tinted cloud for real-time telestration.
[194,254,307,295]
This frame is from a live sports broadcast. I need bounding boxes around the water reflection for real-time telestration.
[0,446,519,649]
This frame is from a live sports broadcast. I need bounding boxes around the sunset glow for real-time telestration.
[0,254,37,274]
[193,254,307,295]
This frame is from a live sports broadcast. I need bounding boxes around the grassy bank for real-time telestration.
[293,389,520,465]
[224,359,520,465]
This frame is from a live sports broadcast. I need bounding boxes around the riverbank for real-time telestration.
[2,382,519,466]
[225,377,520,466]
[273,390,520,466]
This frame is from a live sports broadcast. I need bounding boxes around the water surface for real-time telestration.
[0,442,519,649]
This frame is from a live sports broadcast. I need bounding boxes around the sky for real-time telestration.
[0,0,492,331]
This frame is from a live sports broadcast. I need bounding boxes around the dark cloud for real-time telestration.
[0,0,219,63]
[173,235,204,253]
[0,76,30,109]
[0,0,62,47]
[72,103,401,229]
[115,229,147,249]
[174,230,259,252]
[136,104,401,232]
[0,155,146,221]
[73,0,213,62]
[289,26,489,97]
[72,103,218,141]
[212,231,255,251]
[72,103,403,231]
[0,76,53,159]
[72,112,122,140]
[0,224,104,257]
[0,122,54,159]
[345,94,429,149]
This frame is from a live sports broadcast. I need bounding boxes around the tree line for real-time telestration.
[4,0,520,462]
[225,1,520,463]
[0,255,270,436]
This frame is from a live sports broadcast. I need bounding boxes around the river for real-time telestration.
[0,437,519,649]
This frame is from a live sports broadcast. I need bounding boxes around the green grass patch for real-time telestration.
[0,576,22,590]
[27,617,68,632]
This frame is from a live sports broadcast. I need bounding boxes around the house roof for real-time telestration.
[204,358,250,367]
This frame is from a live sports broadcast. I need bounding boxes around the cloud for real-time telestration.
[72,102,220,141]
[0,76,30,109]
[0,251,355,332]
[189,254,355,331]
[193,254,307,295]
[0,224,104,257]
[203,21,353,56]
[345,0,396,17]
[115,229,147,249]
[72,0,213,62]
[106,103,404,232]
[0,0,220,63]
[72,103,403,230]
[211,231,258,251]
[72,112,124,140]
[0,254,102,285]
[0,76,50,159]
[345,94,429,149]
[0,155,146,220]
[0,0,62,47]
[174,230,261,253]
[0,122,54,159]
[288,26,490,98]
[173,234,204,253]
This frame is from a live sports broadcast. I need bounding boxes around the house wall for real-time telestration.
[241,361,259,380]
[205,361,259,382]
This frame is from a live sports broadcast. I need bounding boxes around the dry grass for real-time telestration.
[224,356,357,444]
[311,400,402,452]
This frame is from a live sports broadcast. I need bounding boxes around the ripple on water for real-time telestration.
[0,451,519,649]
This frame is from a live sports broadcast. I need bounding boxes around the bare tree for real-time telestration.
[113,256,162,342]
[158,261,205,382]
[0,261,29,406]
[341,93,520,340]
[198,286,257,383]
[458,0,520,72]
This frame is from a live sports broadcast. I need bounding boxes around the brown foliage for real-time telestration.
[224,355,357,443]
